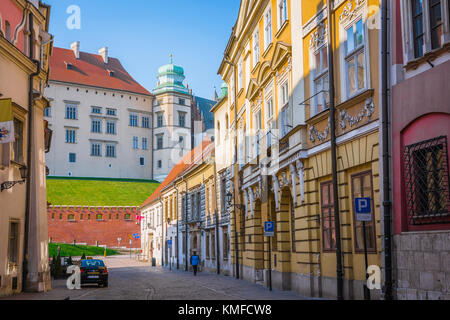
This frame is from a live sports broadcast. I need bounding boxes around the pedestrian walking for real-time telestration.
[190,251,199,276]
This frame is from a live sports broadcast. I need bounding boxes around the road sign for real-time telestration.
[167,239,172,248]
[264,221,275,237]
[133,233,140,239]
[355,197,372,221]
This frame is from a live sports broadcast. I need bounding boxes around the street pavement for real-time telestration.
[2,255,312,300]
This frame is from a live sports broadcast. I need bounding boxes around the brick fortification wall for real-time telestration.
[47,206,141,249]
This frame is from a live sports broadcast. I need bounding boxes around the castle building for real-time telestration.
[45,45,216,183]
[44,42,154,180]
[152,57,216,182]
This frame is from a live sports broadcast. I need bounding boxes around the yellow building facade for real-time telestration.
[218,0,383,299]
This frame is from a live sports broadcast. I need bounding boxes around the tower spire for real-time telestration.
[170,54,173,64]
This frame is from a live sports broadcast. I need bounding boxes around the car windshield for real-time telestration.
[81,260,105,267]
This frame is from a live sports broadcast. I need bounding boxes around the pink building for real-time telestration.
[391,0,450,300]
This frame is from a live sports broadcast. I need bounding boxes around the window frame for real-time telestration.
[129,113,138,127]
[343,18,367,99]
[65,104,78,120]
[68,152,76,163]
[311,44,330,116]
[350,170,377,254]
[91,142,102,157]
[91,118,102,133]
[321,180,336,252]
[8,221,20,266]
[264,6,273,51]
[105,144,116,158]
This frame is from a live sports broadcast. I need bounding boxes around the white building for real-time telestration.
[45,43,216,182]
[44,42,154,179]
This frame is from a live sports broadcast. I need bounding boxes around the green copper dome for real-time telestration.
[153,55,189,95]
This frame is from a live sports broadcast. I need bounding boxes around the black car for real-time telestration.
[80,259,108,287]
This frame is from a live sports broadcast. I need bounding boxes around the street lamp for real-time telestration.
[226,190,245,279]
[1,165,28,192]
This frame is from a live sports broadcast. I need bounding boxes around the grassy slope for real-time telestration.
[47,178,160,206]
[49,243,119,257]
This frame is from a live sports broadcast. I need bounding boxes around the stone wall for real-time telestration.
[394,231,450,300]
[47,206,141,249]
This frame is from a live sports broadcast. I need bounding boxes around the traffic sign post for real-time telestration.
[355,197,372,300]
[264,221,275,291]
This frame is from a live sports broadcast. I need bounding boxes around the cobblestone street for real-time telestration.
[1,255,312,300]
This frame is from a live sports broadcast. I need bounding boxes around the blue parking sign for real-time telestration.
[355,197,372,221]
[264,221,275,237]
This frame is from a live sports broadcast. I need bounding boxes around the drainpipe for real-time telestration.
[381,0,393,300]
[181,176,189,271]
[212,155,220,274]
[22,10,41,292]
[174,184,180,270]
[158,197,164,267]
[327,0,344,300]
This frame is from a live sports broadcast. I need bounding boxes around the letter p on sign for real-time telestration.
[355,197,372,221]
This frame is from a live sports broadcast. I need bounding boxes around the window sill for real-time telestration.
[262,42,274,58]
[336,88,374,111]
[405,43,450,71]
[275,20,289,39]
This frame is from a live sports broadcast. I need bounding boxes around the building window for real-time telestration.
[157,135,163,150]
[125,214,131,220]
[412,0,425,58]
[65,104,77,120]
[106,121,116,134]
[313,45,329,115]
[351,171,377,252]
[178,112,186,127]
[8,222,19,265]
[140,157,145,166]
[279,81,292,137]
[278,0,288,27]
[403,136,450,226]
[68,153,76,163]
[264,7,272,50]
[142,137,148,150]
[157,112,163,128]
[65,129,76,143]
[91,142,101,157]
[44,107,51,117]
[96,214,103,221]
[266,98,275,148]
[92,106,101,114]
[220,177,227,213]
[211,232,216,259]
[345,19,366,98]
[179,98,185,106]
[5,21,11,42]
[106,144,116,158]
[223,229,229,259]
[106,108,116,116]
[129,114,138,127]
[253,29,260,68]
[133,136,139,149]
[13,119,23,163]
[142,116,150,128]
[206,233,210,258]
[91,119,102,133]
[68,214,75,221]
[179,136,185,148]
[157,160,162,168]
[430,0,443,49]
[197,192,201,219]
[321,181,336,251]
[255,110,262,156]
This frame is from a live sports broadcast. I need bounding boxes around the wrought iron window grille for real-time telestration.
[403,136,450,225]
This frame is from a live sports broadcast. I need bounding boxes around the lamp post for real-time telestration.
[1,165,28,192]
[226,190,245,279]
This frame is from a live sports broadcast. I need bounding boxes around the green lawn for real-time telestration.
[49,243,119,257]
[47,177,160,206]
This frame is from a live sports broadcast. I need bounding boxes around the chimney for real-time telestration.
[71,41,80,59]
[98,47,108,64]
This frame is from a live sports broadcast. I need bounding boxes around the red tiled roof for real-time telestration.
[141,139,214,208]
[49,47,151,96]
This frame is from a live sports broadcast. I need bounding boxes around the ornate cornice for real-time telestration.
[309,117,330,143]
[339,97,375,130]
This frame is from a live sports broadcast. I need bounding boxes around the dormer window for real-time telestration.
[107,69,115,77]
[65,61,74,70]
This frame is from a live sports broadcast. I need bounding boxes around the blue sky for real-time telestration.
[44,0,241,99]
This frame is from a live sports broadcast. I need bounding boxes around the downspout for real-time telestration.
[213,154,220,274]
[182,176,188,271]
[327,0,344,300]
[23,10,41,292]
[174,183,180,270]
[158,197,164,266]
[381,0,393,300]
